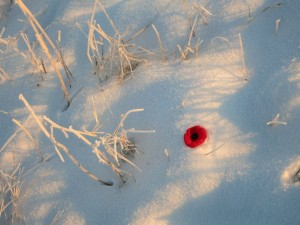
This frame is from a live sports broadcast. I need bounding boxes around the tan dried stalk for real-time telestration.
[19,94,154,185]
[0,115,32,153]
[177,13,202,60]
[0,67,12,81]
[87,0,146,82]
[16,0,71,106]
[21,33,46,74]
[151,24,166,61]
[239,33,247,81]
[19,94,113,186]
[11,118,43,160]
[0,164,23,223]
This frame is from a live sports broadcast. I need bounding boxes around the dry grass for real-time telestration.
[0,164,24,224]
[19,94,154,186]
[21,33,47,74]
[248,3,283,23]
[151,24,166,61]
[16,0,72,106]
[238,33,247,81]
[0,67,12,81]
[176,3,212,60]
[87,0,148,82]
[0,28,26,57]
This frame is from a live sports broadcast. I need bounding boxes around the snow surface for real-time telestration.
[1,0,300,224]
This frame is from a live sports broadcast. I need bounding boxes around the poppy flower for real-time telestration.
[184,125,207,148]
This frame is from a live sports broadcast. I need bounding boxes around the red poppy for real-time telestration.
[184,125,207,148]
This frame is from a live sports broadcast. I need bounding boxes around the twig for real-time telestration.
[11,118,43,161]
[0,109,8,115]
[21,33,45,74]
[0,67,12,81]
[267,114,287,126]
[151,24,166,61]
[16,0,71,106]
[275,18,281,35]
[248,3,282,23]
[187,14,198,49]
[19,94,113,186]
[203,144,225,156]
[239,33,247,81]
[0,115,32,153]
[164,148,170,161]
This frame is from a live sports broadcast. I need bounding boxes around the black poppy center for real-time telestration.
[191,133,199,140]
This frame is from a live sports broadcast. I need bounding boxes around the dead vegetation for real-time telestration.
[0,164,24,224]
[16,0,72,107]
[177,3,214,60]
[87,0,148,83]
[18,94,154,186]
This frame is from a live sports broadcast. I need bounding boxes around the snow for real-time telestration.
[1,0,300,224]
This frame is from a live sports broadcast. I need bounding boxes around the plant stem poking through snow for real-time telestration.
[239,33,247,81]
[267,114,287,127]
[248,3,283,23]
[18,94,154,186]
[0,164,24,223]
[16,0,72,107]
[0,67,12,81]
[151,24,166,62]
[21,33,46,74]
[177,6,203,60]
[19,94,113,186]
[275,18,281,35]
[87,0,146,82]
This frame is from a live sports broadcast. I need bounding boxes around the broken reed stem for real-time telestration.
[91,97,101,132]
[18,94,113,186]
[94,0,119,35]
[0,67,12,81]
[177,44,186,60]
[238,33,247,81]
[11,118,43,161]
[188,14,198,48]
[0,164,23,221]
[151,24,166,61]
[0,109,8,115]
[16,0,71,106]
[203,144,225,156]
[21,33,45,74]
[88,0,149,81]
[56,30,72,87]
[16,0,72,77]
[0,115,32,153]
[113,109,144,136]
[35,33,70,105]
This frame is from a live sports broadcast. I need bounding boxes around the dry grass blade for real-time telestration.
[19,94,113,186]
[50,210,64,225]
[18,94,154,185]
[0,164,24,223]
[238,33,247,81]
[87,0,147,82]
[248,3,283,23]
[177,9,202,60]
[21,33,46,74]
[187,14,198,48]
[193,3,213,25]
[0,67,12,81]
[11,118,43,161]
[151,24,166,61]
[113,109,144,136]
[16,0,71,106]
[0,115,32,153]
[94,0,119,34]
